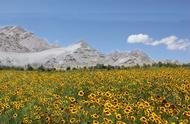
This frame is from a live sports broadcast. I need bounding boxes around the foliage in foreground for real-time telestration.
[0,67,190,124]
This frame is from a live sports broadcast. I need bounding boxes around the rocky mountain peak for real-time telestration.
[76,40,92,49]
[0,26,50,53]
[0,25,154,69]
[129,50,148,57]
[0,26,30,36]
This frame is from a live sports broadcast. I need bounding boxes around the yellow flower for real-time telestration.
[70,108,77,114]
[160,107,166,112]
[78,90,84,96]
[138,103,145,109]
[45,116,51,122]
[183,111,190,117]
[69,97,76,102]
[93,120,100,124]
[130,116,136,121]
[144,101,150,107]
[5,104,10,109]
[70,118,76,123]
[116,113,122,120]
[165,102,171,108]
[187,105,190,110]
[91,114,99,119]
[103,118,113,123]
[105,91,112,97]
[185,96,189,101]
[13,113,18,119]
[22,116,29,123]
[88,93,96,99]
[104,111,111,116]
[124,105,132,113]
[61,119,66,123]
[116,121,126,124]
[55,94,61,99]
[140,116,147,122]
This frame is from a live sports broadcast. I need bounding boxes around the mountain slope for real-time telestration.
[43,41,106,68]
[0,26,153,69]
[0,42,152,68]
[0,41,106,68]
[0,26,50,52]
[105,50,153,66]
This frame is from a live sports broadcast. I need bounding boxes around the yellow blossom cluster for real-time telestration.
[0,67,189,124]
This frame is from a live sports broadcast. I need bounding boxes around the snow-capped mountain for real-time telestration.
[105,50,153,66]
[160,59,181,65]
[43,41,106,68]
[0,41,105,68]
[0,26,51,52]
[0,26,153,69]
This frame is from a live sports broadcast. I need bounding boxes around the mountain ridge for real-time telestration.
[0,26,51,52]
[0,26,160,69]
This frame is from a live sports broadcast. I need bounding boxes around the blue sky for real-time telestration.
[0,0,190,62]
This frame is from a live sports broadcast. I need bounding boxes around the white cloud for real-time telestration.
[127,34,153,44]
[127,34,190,50]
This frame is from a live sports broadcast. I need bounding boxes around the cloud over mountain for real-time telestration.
[127,34,190,50]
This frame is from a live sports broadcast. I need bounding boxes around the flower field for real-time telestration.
[0,67,190,124]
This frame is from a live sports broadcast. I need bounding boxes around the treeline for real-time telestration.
[0,65,55,71]
[152,62,190,68]
[0,62,190,71]
[85,62,190,70]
